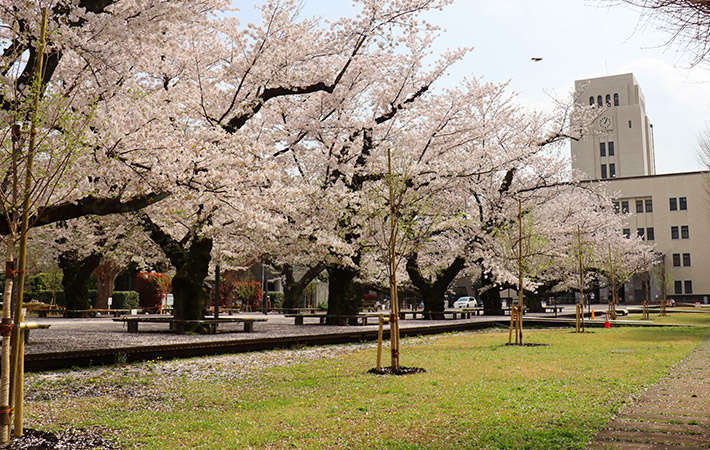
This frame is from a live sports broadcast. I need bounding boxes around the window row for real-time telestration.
[672,253,691,267]
[671,225,689,240]
[589,93,620,107]
[623,227,654,241]
[669,197,687,211]
[674,280,693,295]
[600,141,615,157]
[601,163,616,179]
[614,198,652,214]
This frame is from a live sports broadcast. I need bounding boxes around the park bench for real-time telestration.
[28,307,65,318]
[544,306,564,313]
[113,316,266,334]
[502,306,528,316]
[285,313,371,326]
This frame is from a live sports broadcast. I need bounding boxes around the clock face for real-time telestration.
[599,116,612,129]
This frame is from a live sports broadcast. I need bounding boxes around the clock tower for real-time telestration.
[571,73,656,180]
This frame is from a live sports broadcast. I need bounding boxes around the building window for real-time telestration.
[621,200,629,213]
[645,199,653,212]
[671,226,679,239]
[679,197,687,210]
[681,225,689,239]
[613,201,620,213]
[601,164,607,179]
[600,142,606,157]
[636,200,643,213]
[609,163,616,177]
[637,228,645,239]
[589,96,595,106]
[670,198,677,211]
[628,120,632,128]
[675,280,683,295]
[683,253,691,267]
[672,253,681,267]
[622,228,630,238]
[614,93,619,106]
[608,141,615,156]
[605,94,611,106]
[597,95,603,107]
[646,227,654,240]
[685,280,693,294]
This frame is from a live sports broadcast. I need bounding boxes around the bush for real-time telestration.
[135,273,171,308]
[111,291,140,309]
[267,291,284,309]
[35,290,66,307]
[88,289,98,307]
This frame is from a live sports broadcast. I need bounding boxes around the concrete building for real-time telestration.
[573,74,709,303]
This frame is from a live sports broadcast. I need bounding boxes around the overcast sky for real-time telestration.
[239,1,710,174]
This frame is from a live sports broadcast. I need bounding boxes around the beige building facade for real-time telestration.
[573,74,710,302]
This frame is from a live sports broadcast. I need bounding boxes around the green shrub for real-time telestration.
[267,291,284,309]
[111,291,139,309]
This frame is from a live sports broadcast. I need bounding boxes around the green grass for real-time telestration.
[625,311,710,326]
[24,326,709,449]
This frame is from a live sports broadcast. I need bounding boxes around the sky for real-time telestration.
[238,1,710,174]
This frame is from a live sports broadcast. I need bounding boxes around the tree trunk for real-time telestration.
[326,264,362,324]
[281,263,324,313]
[170,236,212,329]
[479,271,503,315]
[138,213,213,333]
[526,295,544,313]
[406,253,465,320]
[94,259,122,309]
[58,250,102,311]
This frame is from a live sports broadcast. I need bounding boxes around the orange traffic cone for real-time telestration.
[591,309,595,320]
[604,312,611,328]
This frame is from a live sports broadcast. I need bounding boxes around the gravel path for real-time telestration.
[23,313,500,354]
[589,335,710,449]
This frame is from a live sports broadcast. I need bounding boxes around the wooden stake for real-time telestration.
[387,147,400,371]
[376,314,384,371]
[9,8,48,439]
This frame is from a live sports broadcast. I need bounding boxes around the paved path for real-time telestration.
[589,335,710,449]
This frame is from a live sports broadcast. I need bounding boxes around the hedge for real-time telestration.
[267,291,284,309]
[111,291,140,310]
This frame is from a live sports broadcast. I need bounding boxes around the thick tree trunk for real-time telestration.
[326,264,362,324]
[137,213,213,333]
[58,251,102,311]
[94,259,122,309]
[281,263,324,313]
[406,253,465,320]
[479,271,503,315]
[170,236,212,328]
[526,295,544,313]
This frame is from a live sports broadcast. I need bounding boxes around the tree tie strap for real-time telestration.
[0,406,13,425]
[0,319,12,336]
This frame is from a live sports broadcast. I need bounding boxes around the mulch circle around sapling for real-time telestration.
[367,366,426,376]
[504,343,550,347]
[7,427,120,450]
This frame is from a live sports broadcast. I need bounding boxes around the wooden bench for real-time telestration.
[113,316,266,334]
[502,307,528,316]
[29,308,65,318]
[285,314,371,326]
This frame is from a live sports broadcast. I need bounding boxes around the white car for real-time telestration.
[453,296,478,308]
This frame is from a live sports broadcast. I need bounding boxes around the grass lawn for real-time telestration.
[624,311,710,326]
[24,326,709,449]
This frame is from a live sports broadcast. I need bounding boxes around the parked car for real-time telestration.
[453,296,478,308]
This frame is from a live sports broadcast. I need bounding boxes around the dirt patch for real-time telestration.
[7,427,119,449]
[367,366,426,376]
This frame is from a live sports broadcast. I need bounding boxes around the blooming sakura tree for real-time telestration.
[242,2,466,322]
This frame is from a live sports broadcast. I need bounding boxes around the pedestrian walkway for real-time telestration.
[589,335,710,449]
